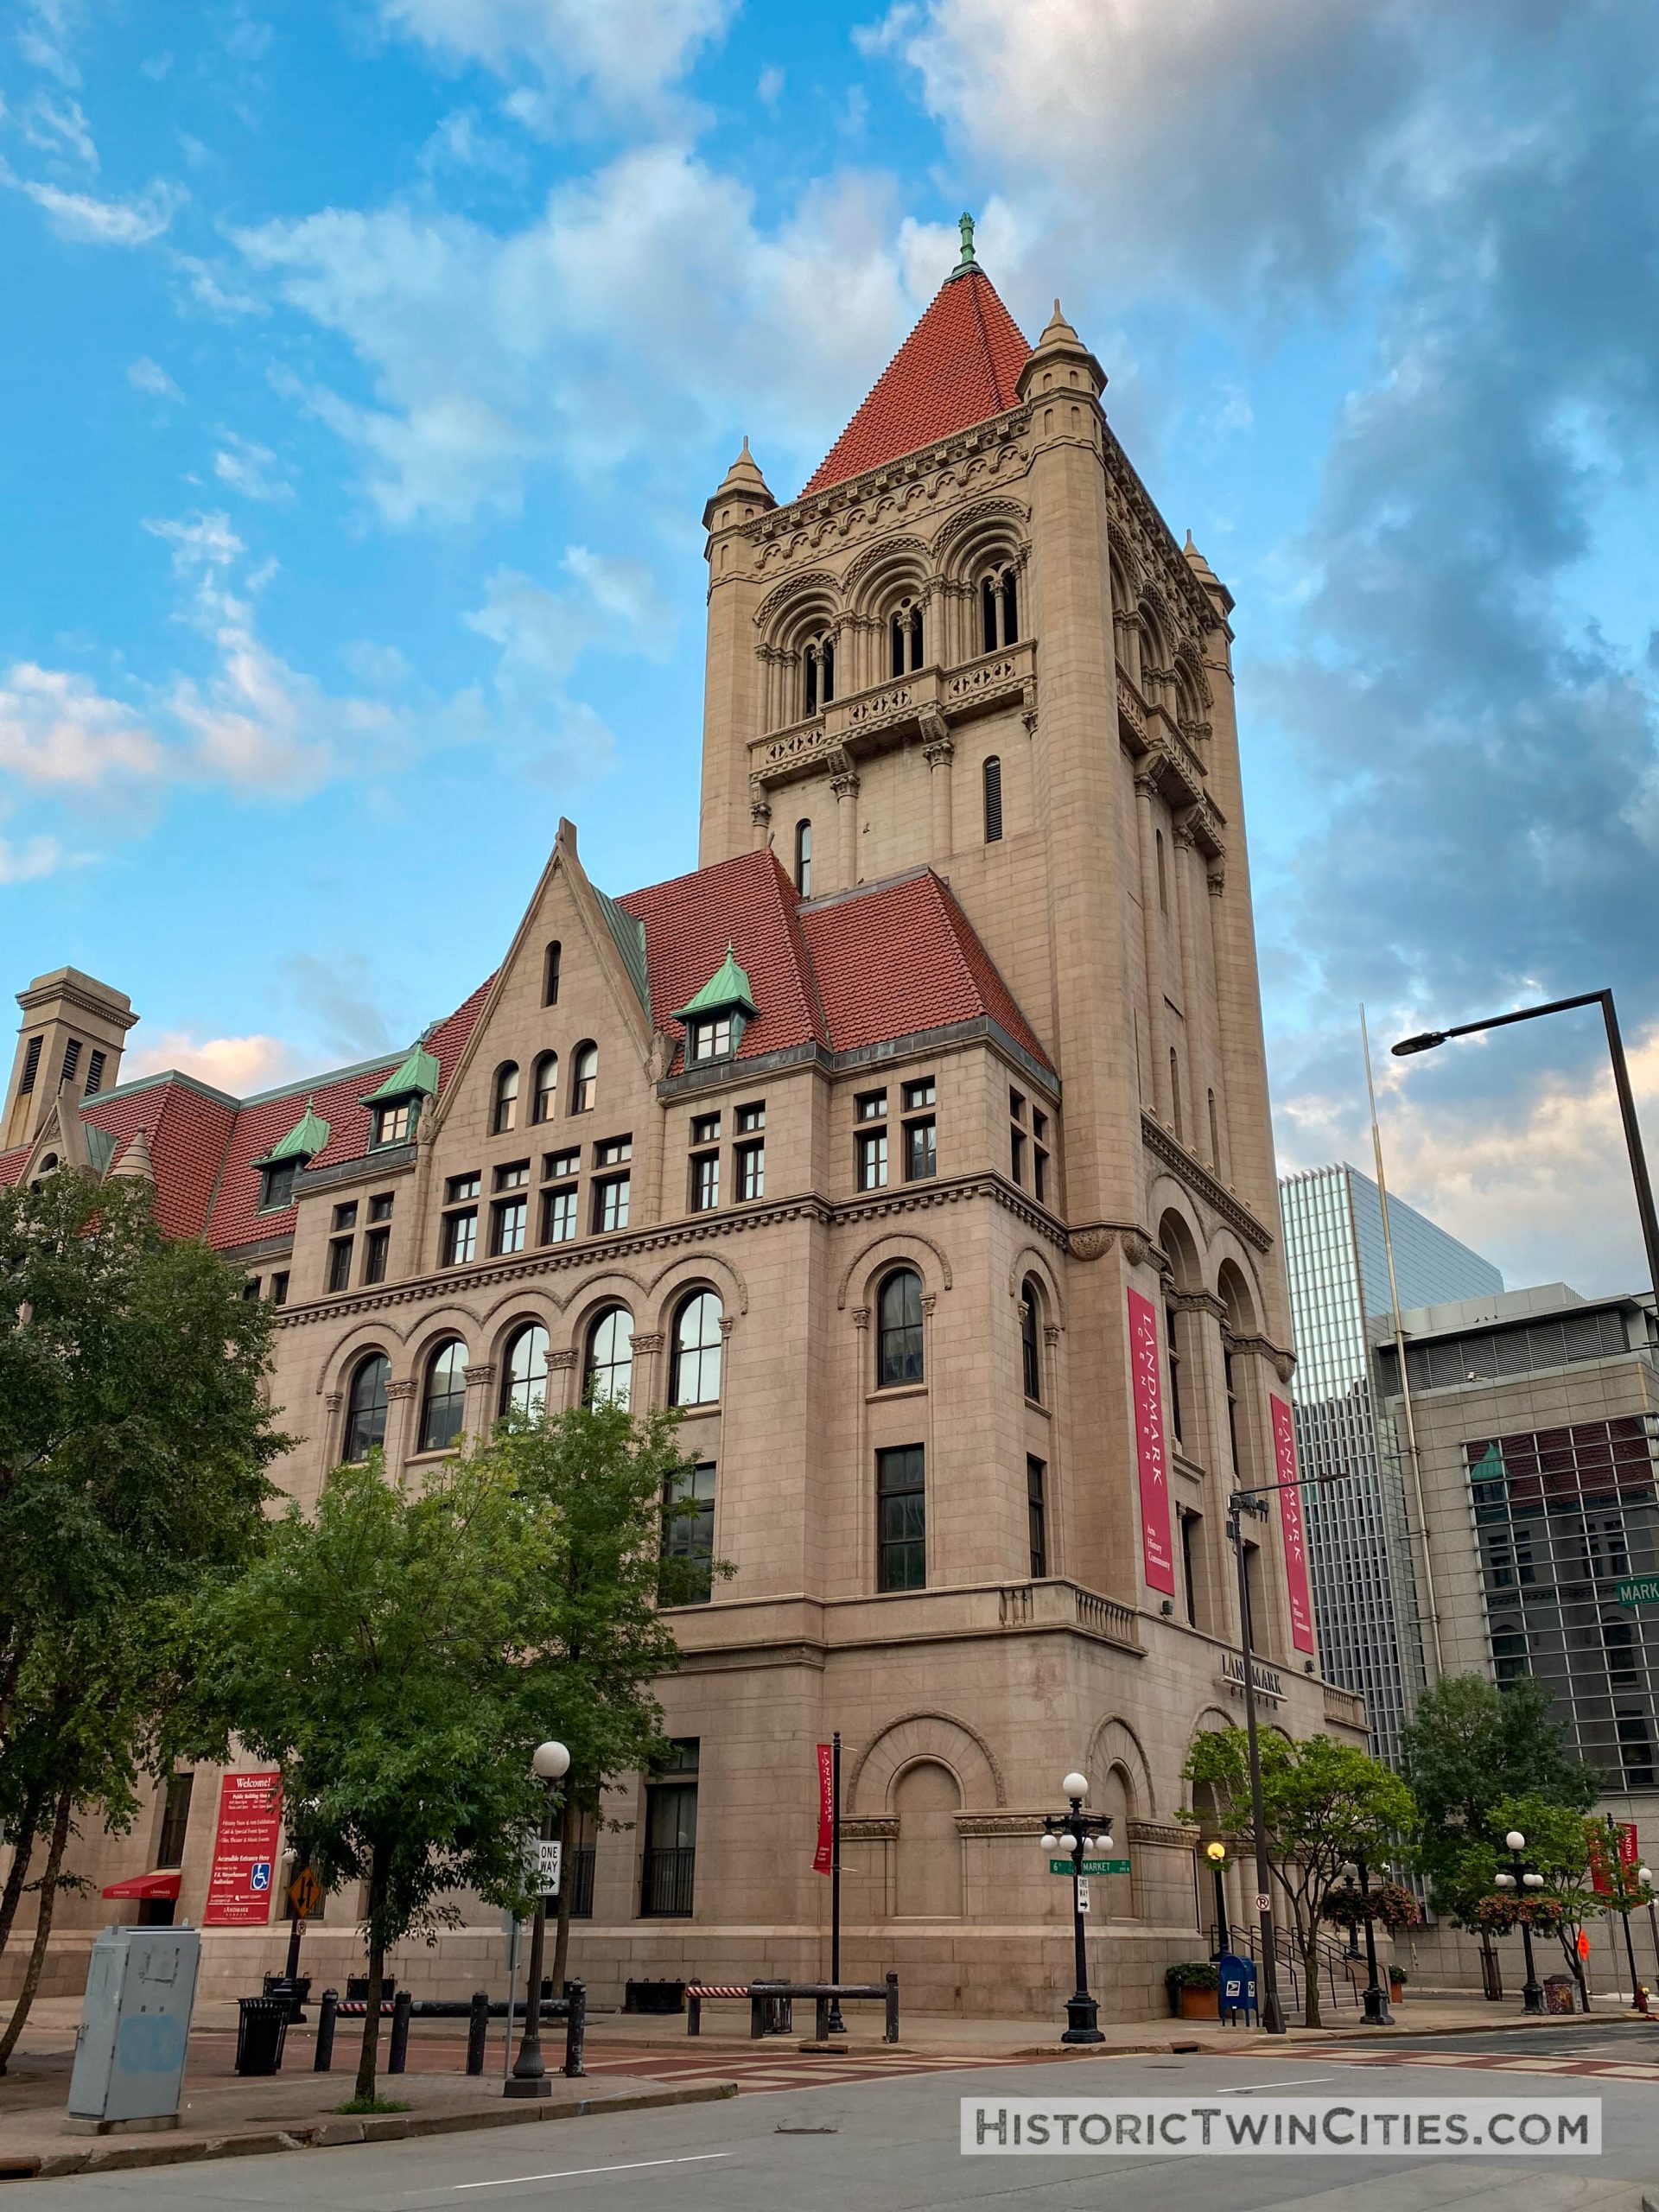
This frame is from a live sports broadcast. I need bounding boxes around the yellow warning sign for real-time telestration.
[288,1866,323,1918]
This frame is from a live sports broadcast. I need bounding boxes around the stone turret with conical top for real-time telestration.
[109,1125,155,1185]
[1183,528,1234,619]
[702,435,774,532]
[699,438,776,866]
[1015,297,1106,405]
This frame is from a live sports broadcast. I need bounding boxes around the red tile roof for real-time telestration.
[0,1145,29,1190]
[79,1080,238,1242]
[801,269,1030,498]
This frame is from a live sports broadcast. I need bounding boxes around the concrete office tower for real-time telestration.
[4,235,1364,2016]
[1280,1165,1503,1765]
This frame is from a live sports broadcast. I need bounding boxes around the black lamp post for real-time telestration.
[1605,1818,1642,2004]
[1039,1773,1109,2044]
[1354,1855,1392,2026]
[505,1738,570,2099]
[1493,1828,1546,2016]
[1227,1483,1292,2035]
[1640,1864,1658,1992]
[1393,990,1659,1313]
[1205,1840,1229,1960]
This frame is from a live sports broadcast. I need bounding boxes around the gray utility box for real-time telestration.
[67,1924,200,2129]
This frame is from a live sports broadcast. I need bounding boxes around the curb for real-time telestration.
[12,2078,737,2182]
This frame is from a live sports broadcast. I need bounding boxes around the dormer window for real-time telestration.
[372,1100,413,1147]
[260,1159,299,1211]
[689,1014,733,1065]
[672,944,757,1073]
[361,1039,440,1153]
[251,1096,331,1214]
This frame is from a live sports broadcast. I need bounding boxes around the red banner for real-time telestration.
[1270,1395,1317,1656]
[1588,1820,1639,1896]
[202,1770,283,1927]
[1128,1289,1176,1596]
[813,1744,833,1876]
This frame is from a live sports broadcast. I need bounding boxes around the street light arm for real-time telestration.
[1391,990,1609,1057]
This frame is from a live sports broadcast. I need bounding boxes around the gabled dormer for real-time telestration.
[672,946,757,1070]
[251,1096,330,1214]
[361,1040,440,1151]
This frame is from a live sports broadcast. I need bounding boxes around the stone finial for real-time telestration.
[109,1125,155,1184]
[1015,293,1106,404]
[703,435,775,530]
[953,210,978,277]
[1182,529,1234,614]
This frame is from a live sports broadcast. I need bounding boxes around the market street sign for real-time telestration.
[1617,1576,1659,1606]
[1049,1858,1132,1876]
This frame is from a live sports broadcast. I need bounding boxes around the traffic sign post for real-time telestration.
[288,1866,323,1919]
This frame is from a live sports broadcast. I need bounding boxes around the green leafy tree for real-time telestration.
[484,1403,727,1993]
[1183,1729,1416,2027]
[1489,1792,1604,2010]
[0,1168,282,2056]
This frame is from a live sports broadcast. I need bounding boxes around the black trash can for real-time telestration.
[263,1973,311,2022]
[236,1995,290,2075]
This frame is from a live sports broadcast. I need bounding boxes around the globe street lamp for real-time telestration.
[1492,1829,1546,2016]
[1354,1854,1392,2027]
[1039,1771,1109,2044]
[505,1739,570,2098]
[1641,1866,1659,1986]
[1205,1840,1229,1961]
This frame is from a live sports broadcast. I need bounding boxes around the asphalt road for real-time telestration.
[16,2027,1659,2212]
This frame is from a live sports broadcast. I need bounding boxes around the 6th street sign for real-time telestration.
[1618,1576,1659,1606]
[1050,1858,1132,1876]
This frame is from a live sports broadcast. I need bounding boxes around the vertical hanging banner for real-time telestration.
[1588,1820,1639,1895]
[1270,1395,1317,1655]
[1127,1289,1176,1596]
[202,1770,283,1927]
[813,1743,834,1875]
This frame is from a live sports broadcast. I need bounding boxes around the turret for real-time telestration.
[699,439,776,868]
[2,967,137,1152]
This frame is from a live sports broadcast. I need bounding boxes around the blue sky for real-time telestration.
[4,0,1657,1294]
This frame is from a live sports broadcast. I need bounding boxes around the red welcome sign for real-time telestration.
[202,1770,283,1927]
[1128,1289,1176,1596]
[1270,1395,1317,1656]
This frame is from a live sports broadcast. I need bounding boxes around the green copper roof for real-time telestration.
[595,888,650,1018]
[673,944,757,1023]
[84,1123,116,1175]
[252,1097,331,1168]
[362,1042,440,1106]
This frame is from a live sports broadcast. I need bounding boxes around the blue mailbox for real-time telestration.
[1218,1950,1258,2026]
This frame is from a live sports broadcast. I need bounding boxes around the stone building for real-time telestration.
[1,232,1363,2018]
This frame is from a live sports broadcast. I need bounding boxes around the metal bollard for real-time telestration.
[884,1972,899,2044]
[388,1987,413,2075]
[465,1989,490,2076]
[314,1988,338,2073]
[562,1980,587,2079]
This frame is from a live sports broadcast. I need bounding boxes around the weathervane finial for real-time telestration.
[956,210,977,273]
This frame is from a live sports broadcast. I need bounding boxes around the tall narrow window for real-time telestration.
[1166,1305,1184,1447]
[661,1463,716,1605]
[60,1039,81,1089]
[1020,1281,1042,1402]
[1027,1456,1049,1578]
[1208,1087,1221,1167]
[571,1043,597,1114]
[1169,1048,1182,1141]
[876,1445,926,1591]
[889,601,923,676]
[531,1052,558,1123]
[640,1741,698,1916]
[804,635,836,715]
[1156,829,1168,912]
[1179,1508,1201,1627]
[585,1305,633,1408]
[500,1322,550,1419]
[343,1353,391,1460]
[1001,569,1019,645]
[982,755,1003,843]
[671,1289,722,1407]
[794,818,812,898]
[155,1773,194,1869]
[18,1036,41,1096]
[419,1339,468,1452]
[981,573,998,654]
[1224,1347,1241,1477]
[543,941,562,1007]
[493,1062,520,1135]
[876,1268,925,1388]
[981,568,1019,650]
[85,1049,106,1096]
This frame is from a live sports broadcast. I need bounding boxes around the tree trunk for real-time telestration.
[550,1791,576,1995]
[0,1787,72,2073]
[0,1787,42,1967]
[1301,1931,1323,2030]
[353,1844,391,2105]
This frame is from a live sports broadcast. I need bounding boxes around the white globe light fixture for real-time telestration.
[1641,1866,1654,1886]
[1505,1830,1526,1853]
[1039,1831,1059,1852]
[1063,1772,1090,1801]
[1523,1871,1544,1890]
[532,1740,571,1781]
[1494,1871,1516,1888]
[1058,1832,1077,1853]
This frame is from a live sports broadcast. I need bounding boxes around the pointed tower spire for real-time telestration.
[1183,529,1233,615]
[109,1125,155,1185]
[1014,294,1105,404]
[703,436,775,531]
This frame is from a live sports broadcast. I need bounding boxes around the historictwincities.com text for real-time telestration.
[961,2097,1600,2157]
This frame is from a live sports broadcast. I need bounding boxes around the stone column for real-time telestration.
[831,767,860,892]
[461,1362,498,1444]
[1172,820,1208,1155]
[548,1347,580,1414]
[1133,772,1169,1121]
[630,1332,665,1412]
[852,1306,872,1588]
[749,787,772,853]
[384,1376,418,1482]
[921,718,955,859]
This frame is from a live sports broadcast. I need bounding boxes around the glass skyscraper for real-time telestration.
[1279,1164,1503,1764]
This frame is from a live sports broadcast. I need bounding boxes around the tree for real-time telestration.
[483,1403,725,1993]
[1183,1729,1416,2027]
[187,1452,571,2103]
[1400,1674,1596,1990]
[1487,1793,1604,2011]
[0,1168,283,2055]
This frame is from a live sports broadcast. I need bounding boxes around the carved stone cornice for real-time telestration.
[1141,1114,1271,1253]
[1171,1289,1227,1322]
[956,1814,1045,1839]
[630,1332,665,1355]
[1127,1821,1200,1850]
[748,410,1031,561]
[385,1378,418,1402]
[548,1349,580,1371]
[841,1816,898,1842]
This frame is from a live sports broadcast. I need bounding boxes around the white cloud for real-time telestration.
[0,664,162,789]
[0,832,67,883]
[21,92,96,167]
[379,0,735,117]
[15,174,183,246]
[171,252,268,318]
[125,1029,305,1093]
[213,431,296,504]
[17,1,83,85]
[127,355,182,402]
[757,64,784,108]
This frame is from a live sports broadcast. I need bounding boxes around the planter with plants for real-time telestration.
[1166,1961,1220,2019]
[1388,1967,1408,1999]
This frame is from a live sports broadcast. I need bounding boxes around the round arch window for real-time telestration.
[344,1351,391,1461]
[671,1290,722,1408]
[500,1322,550,1420]
[585,1306,633,1408]
[418,1338,468,1452]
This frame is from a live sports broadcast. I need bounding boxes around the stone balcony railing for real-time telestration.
[1322,1682,1368,1732]
[751,639,1035,790]
[667,1571,1143,1663]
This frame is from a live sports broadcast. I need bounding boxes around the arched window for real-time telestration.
[1020,1278,1043,1402]
[531,1052,558,1123]
[492,1061,520,1135]
[543,941,562,1007]
[585,1306,633,1408]
[794,818,812,899]
[671,1289,722,1407]
[500,1322,550,1420]
[981,566,1019,652]
[803,633,836,715]
[982,755,1003,843]
[889,599,923,677]
[570,1043,597,1115]
[876,1267,925,1389]
[418,1338,468,1453]
[343,1352,391,1461]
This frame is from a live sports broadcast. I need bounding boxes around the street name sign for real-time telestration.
[1618,1576,1659,1606]
[1049,1858,1131,1876]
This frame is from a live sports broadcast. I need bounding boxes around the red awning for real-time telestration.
[101,1870,182,1901]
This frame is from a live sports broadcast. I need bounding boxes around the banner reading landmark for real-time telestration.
[201,1770,283,1927]
[1270,1395,1317,1655]
[1128,1289,1176,1596]
[813,1743,834,1875]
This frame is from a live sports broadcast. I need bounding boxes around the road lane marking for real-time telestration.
[455,2152,731,2190]
[1215,2077,1333,2092]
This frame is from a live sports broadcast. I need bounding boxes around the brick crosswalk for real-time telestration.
[1303,2042,1659,2083]
[582,2047,1034,2096]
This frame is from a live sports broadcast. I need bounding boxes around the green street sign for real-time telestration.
[1050,1857,1131,1876]
[1618,1577,1659,1607]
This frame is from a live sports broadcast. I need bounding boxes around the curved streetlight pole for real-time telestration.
[505,1739,570,2098]
[1493,1829,1546,2016]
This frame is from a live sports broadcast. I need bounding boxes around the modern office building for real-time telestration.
[1374,1281,1659,1815]
[1279,1165,1502,1764]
